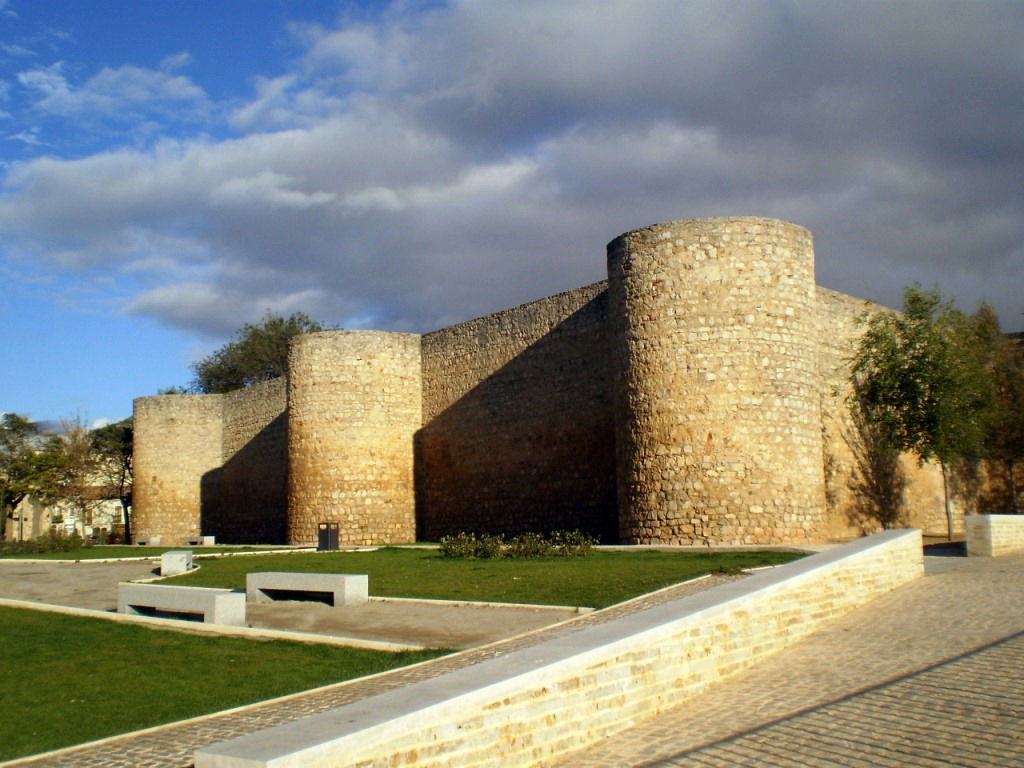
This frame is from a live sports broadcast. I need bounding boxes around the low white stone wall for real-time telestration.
[196,529,923,768]
[965,514,1024,557]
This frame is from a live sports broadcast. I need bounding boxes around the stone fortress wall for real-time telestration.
[133,216,980,547]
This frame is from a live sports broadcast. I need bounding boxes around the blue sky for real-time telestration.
[2,1,1023,428]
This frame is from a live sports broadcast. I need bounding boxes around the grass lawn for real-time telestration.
[0,545,286,560]
[0,606,445,762]
[166,547,807,609]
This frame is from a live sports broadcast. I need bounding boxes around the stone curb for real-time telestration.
[0,596,426,652]
[0,547,323,565]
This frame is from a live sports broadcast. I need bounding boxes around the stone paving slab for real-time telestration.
[557,553,1024,768]
[0,559,159,610]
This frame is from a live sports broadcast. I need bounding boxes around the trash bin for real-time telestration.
[318,521,340,551]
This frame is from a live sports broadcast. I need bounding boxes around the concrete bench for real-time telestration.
[186,535,216,546]
[161,550,193,576]
[134,536,161,546]
[246,572,368,607]
[117,583,246,626]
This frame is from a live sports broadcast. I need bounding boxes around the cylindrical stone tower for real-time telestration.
[132,394,223,544]
[608,217,826,545]
[287,331,421,545]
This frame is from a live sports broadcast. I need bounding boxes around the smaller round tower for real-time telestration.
[286,331,421,545]
[132,394,223,543]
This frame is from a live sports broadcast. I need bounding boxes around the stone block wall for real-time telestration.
[817,286,873,538]
[609,217,826,545]
[216,378,288,543]
[196,529,923,768]
[418,283,617,541]
[287,331,421,546]
[132,395,223,544]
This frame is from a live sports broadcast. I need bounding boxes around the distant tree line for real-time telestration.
[0,415,133,542]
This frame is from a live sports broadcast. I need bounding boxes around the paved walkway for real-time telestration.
[559,552,1024,768]
[6,551,1022,768]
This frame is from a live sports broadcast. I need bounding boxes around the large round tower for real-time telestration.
[608,217,826,545]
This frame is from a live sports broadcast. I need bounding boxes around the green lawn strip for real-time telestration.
[0,606,445,762]
[0,545,284,560]
[166,547,806,609]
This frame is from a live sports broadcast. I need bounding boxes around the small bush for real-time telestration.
[551,529,596,558]
[474,533,505,559]
[438,532,505,559]
[437,530,595,559]
[438,532,478,559]
[505,532,552,558]
[0,531,90,555]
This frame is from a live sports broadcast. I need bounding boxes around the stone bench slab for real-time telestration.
[246,572,368,607]
[117,583,246,626]
[161,550,193,577]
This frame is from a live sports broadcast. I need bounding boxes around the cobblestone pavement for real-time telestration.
[3,572,742,767]
[559,553,1024,768]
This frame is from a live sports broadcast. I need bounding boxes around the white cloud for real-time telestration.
[18,60,209,119]
[229,73,345,131]
[6,127,43,146]
[211,171,337,210]
[2,43,34,57]
[159,51,192,72]
[1,0,1023,340]
[124,281,331,336]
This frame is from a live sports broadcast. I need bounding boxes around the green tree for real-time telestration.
[190,311,328,394]
[982,327,1024,513]
[850,286,994,539]
[90,419,134,539]
[1,414,43,539]
[37,420,102,533]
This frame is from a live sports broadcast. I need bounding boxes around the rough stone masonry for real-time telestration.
[132,216,979,547]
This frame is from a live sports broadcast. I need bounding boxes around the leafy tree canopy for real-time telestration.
[850,285,996,536]
[1,413,43,514]
[190,311,329,394]
[851,285,993,466]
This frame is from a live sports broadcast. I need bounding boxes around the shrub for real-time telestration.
[474,533,505,559]
[551,529,596,558]
[0,531,90,555]
[505,532,552,558]
[438,532,478,559]
[437,530,596,559]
